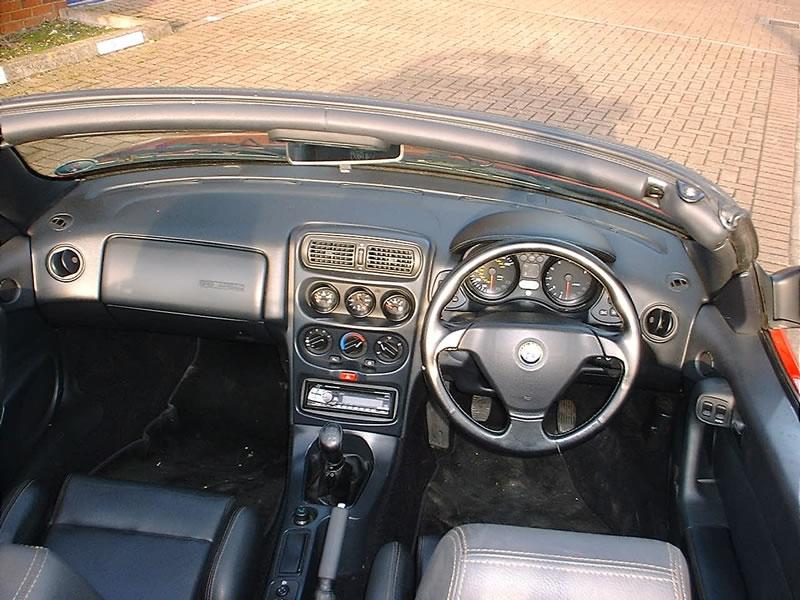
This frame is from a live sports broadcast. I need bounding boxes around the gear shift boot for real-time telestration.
[305,423,372,507]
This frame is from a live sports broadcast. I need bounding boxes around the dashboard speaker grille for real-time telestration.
[365,245,416,276]
[306,238,357,269]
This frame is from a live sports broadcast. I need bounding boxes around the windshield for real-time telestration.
[12,129,673,226]
[0,0,795,271]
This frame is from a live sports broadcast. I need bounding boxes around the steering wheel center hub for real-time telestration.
[517,339,545,368]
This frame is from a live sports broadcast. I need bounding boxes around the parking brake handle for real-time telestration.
[314,503,350,600]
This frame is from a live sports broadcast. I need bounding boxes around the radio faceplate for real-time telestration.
[302,379,397,422]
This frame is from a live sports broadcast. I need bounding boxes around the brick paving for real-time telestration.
[1,0,798,271]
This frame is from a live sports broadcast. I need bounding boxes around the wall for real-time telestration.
[1,0,67,35]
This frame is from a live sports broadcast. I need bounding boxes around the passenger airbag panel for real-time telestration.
[101,237,266,320]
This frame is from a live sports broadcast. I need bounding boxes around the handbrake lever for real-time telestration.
[315,503,349,600]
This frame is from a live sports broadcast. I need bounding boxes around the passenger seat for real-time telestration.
[0,475,261,600]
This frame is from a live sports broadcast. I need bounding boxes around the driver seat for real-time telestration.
[366,524,691,600]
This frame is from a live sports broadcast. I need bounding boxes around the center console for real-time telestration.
[264,225,430,599]
[291,227,429,434]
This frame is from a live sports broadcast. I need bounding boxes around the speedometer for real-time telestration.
[465,255,519,301]
[543,259,596,307]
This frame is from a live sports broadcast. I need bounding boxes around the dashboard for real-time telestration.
[0,163,709,436]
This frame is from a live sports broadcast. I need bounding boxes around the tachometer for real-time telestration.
[465,255,519,301]
[543,259,596,307]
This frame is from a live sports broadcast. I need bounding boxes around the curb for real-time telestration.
[0,12,172,86]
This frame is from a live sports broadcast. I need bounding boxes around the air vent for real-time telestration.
[642,305,678,342]
[305,237,356,269]
[49,213,73,231]
[46,245,84,282]
[301,234,421,278]
[365,245,416,276]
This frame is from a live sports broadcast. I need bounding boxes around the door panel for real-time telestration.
[682,304,800,599]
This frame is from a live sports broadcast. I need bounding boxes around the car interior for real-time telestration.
[0,90,799,600]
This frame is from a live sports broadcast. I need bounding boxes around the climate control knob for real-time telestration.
[308,283,340,314]
[340,332,368,358]
[375,335,406,364]
[302,327,333,355]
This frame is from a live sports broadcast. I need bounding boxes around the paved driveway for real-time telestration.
[2,0,798,271]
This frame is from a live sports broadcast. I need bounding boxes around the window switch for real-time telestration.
[701,400,714,418]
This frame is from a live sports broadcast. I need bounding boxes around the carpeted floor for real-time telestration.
[419,387,675,540]
[94,338,289,524]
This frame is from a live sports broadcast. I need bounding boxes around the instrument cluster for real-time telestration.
[462,252,599,310]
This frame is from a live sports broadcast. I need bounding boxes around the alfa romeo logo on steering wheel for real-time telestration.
[517,339,545,369]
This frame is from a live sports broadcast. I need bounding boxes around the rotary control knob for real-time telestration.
[374,335,406,364]
[340,332,368,358]
[302,327,333,355]
[308,283,340,314]
[382,292,413,322]
[345,288,376,318]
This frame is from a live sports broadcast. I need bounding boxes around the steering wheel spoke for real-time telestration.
[495,415,551,455]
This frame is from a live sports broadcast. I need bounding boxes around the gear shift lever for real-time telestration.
[305,422,370,506]
[319,423,344,469]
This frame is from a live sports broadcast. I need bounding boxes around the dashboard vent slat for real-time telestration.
[365,245,416,276]
[306,238,357,269]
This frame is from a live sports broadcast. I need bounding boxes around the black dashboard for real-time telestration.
[0,163,709,436]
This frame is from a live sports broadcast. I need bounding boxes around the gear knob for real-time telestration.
[319,422,344,468]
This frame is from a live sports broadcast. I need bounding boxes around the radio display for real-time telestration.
[303,379,397,420]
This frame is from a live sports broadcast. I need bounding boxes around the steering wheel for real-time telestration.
[422,240,641,455]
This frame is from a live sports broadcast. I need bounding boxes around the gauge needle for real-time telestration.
[564,279,572,299]
[489,272,496,292]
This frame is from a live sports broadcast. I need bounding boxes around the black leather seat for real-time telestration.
[367,524,692,600]
[0,475,261,600]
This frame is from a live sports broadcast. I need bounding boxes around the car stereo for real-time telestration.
[302,379,397,420]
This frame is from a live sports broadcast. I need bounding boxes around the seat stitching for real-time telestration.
[22,548,48,600]
[206,506,243,600]
[0,481,34,528]
[672,546,687,600]
[463,558,673,582]
[667,545,678,600]
[467,548,671,572]
[468,550,672,575]
[385,542,400,600]
[444,533,458,600]
[455,527,468,600]
[11,547,39,600]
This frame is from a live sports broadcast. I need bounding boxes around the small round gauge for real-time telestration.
[543,259,597,307]
[382,292,413,322]
[464,255,520,301]
[345,287,376,317]
[308,283,340,314]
